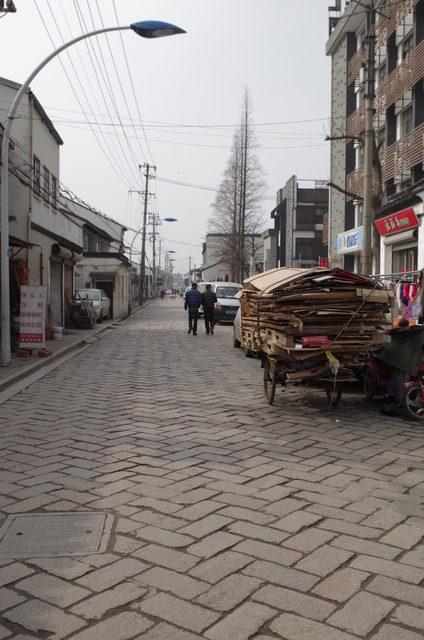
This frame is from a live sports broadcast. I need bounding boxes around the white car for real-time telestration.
[213,282,243,323]
[75,289,110,323]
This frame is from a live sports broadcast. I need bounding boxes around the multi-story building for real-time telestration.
[270,176,328,268]
[201,233,264,283]
[326,0,424,275]
[0,76,130,329]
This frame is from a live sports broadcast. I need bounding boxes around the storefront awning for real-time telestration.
[9,235,34,249]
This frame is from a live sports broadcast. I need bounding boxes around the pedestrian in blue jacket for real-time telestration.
[184,283,202,335]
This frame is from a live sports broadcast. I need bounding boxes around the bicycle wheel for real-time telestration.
[403,385,424,420]
[264,359,277,405]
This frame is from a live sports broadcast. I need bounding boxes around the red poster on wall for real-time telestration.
[375,208,419,237]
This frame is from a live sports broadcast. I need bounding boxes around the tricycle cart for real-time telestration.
[262,354,358,406]
[236,267,393,409]
[366,324,424,420]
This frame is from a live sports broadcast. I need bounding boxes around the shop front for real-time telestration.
[378,207,422,277]
[336,226,363,272]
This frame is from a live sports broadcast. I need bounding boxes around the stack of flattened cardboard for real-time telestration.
[237,267,393,375]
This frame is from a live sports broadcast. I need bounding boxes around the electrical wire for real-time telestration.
[70,0,142,187]
[111,0,154,166]
[36,1,135,190]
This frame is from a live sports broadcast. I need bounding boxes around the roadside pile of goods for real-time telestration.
[237,267,393,379]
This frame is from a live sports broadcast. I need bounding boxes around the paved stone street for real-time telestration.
[1,296,424,639]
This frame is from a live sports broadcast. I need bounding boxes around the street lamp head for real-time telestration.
[130,21,186,39]
[163,217,178,222]
[168,250,176,253]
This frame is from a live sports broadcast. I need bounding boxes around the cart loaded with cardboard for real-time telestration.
[236,267,393,406]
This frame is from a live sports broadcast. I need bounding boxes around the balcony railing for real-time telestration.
[346,121,424,200]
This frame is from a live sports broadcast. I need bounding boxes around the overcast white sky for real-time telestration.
[1,0,333,276]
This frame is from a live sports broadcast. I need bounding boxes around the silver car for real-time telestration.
[75,289,110,323]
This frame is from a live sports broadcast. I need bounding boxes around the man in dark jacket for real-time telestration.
[201,284,217,335]
[184,283,202,335]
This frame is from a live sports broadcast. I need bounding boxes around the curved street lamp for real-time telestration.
[1,21,185,365]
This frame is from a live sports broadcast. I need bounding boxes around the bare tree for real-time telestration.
[208,88,267,282]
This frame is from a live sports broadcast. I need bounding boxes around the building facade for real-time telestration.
[271,176,328,268]
[327,0,424,275]
[0,77,83,329]
[0,76,130,330]
[201,233,264,283]
[64,197,130,320]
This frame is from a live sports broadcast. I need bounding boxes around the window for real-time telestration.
[51,175,57,208]
[356,203,364,227]
[43,166,50,202]
[215,286,242,299]
[398,179,412,192]
[315,207,324,224]
[403,34,414,60]
[33,155,40,195]
[402,106,413,136]
[295,238,314,260]
[392,246,417,273]
[358,28,366,49]
[378,62,387,85]
[377,126,387,151]
[357,144,365,168]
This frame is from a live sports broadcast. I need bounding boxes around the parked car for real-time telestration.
[74,289,110,323]
[213,282,243,323]
[233,306,259,358]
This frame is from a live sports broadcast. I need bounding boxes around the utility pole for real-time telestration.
[139,163,156,304]
[188,257,193,285]
[361,0,375,276]
[152,214,157,298]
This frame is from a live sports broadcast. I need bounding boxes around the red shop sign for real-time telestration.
[375,207,420,237]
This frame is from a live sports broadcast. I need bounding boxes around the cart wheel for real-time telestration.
[264,359,277,405]
[326,381,342,407]
[403,385,424,420]
[362,365,377,400]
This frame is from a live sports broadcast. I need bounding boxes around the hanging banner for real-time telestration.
[375,208,419,237]
[19,286,46,348]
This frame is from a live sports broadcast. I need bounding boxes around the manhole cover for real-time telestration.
[0,513,113,558]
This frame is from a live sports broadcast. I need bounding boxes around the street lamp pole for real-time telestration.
[1,20,185,365]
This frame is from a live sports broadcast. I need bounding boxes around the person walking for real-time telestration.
[184,282,202,335]
[201,284,217,335]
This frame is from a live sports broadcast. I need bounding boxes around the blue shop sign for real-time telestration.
[337,227,363,254]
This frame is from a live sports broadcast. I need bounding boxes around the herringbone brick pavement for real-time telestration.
[0,297,424,638]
